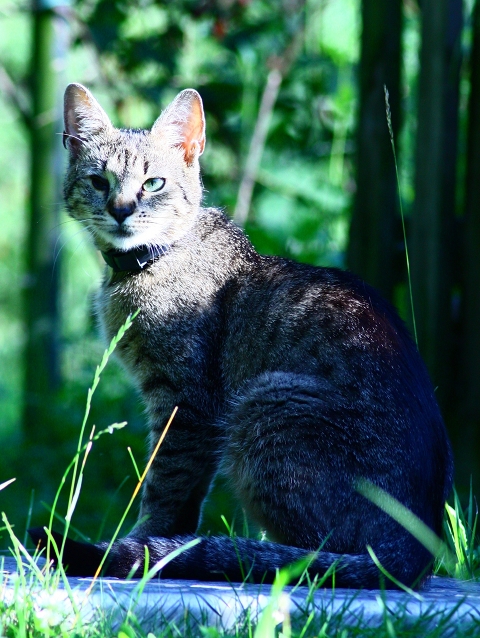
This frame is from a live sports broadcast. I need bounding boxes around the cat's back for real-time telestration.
[224,254,421,388]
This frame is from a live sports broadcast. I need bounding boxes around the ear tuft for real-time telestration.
[64,83,113,157]
[152,89,205,166]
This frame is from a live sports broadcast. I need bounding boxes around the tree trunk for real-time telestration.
[348,0,402,301]
[455,0,480,493]
[410,0,462,410]
[22,1,69,439]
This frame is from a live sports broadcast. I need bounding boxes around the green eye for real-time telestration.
[143,177,166,193]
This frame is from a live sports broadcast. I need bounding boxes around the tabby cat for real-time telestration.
[30,84,453,588]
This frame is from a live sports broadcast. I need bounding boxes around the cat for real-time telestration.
[29,83,453,589]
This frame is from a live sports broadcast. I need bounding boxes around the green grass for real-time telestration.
[437,482,480,580]
[1,314,480,637]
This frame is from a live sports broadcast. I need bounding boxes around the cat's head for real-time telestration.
[63,83,205,253]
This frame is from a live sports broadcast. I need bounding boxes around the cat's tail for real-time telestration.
[28,528,427,589]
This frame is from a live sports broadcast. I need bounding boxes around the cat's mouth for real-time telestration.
[110,224,134,238]
[96,221,159,252]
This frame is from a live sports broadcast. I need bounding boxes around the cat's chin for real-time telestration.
[95,229,168,253]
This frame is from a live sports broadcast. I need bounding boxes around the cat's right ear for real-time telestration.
[64,83,113,157]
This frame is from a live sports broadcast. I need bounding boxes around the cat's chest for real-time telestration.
[96,264,223,387]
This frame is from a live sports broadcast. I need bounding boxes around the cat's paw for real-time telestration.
[28,527,105,577]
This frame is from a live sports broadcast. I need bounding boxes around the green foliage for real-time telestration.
[0,73,28,439]
[75,0,357,263]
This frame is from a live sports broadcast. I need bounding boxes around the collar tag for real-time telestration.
[101,245,168,272]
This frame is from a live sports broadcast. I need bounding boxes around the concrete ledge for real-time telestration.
[2,556,480,633]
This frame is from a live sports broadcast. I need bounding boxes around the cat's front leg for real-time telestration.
[132,409,219,538]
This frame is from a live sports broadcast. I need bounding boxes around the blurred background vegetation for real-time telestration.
[1,0,480,546]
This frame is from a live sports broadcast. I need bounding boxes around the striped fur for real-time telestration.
[43,84,453,588]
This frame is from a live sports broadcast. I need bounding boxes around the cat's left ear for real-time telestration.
[152,89,205,166]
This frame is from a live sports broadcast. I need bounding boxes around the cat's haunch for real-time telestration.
[32,83,453,589]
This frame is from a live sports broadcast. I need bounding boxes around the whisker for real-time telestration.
[62,132,84,146]
[51,224,89,275]
[65,232,102,281]
[52,232,74,275]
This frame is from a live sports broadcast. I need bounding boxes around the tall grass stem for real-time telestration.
[84,405,178,597]
[46,310,139,567]
[384,85,418,346]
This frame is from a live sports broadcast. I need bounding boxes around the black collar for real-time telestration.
[101,245,168,272]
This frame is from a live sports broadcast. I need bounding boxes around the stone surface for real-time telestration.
[2,555,480,634]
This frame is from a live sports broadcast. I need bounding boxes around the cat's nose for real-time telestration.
[107,201,135,224]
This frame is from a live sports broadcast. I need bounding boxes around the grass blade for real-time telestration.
[384,85,418,346]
